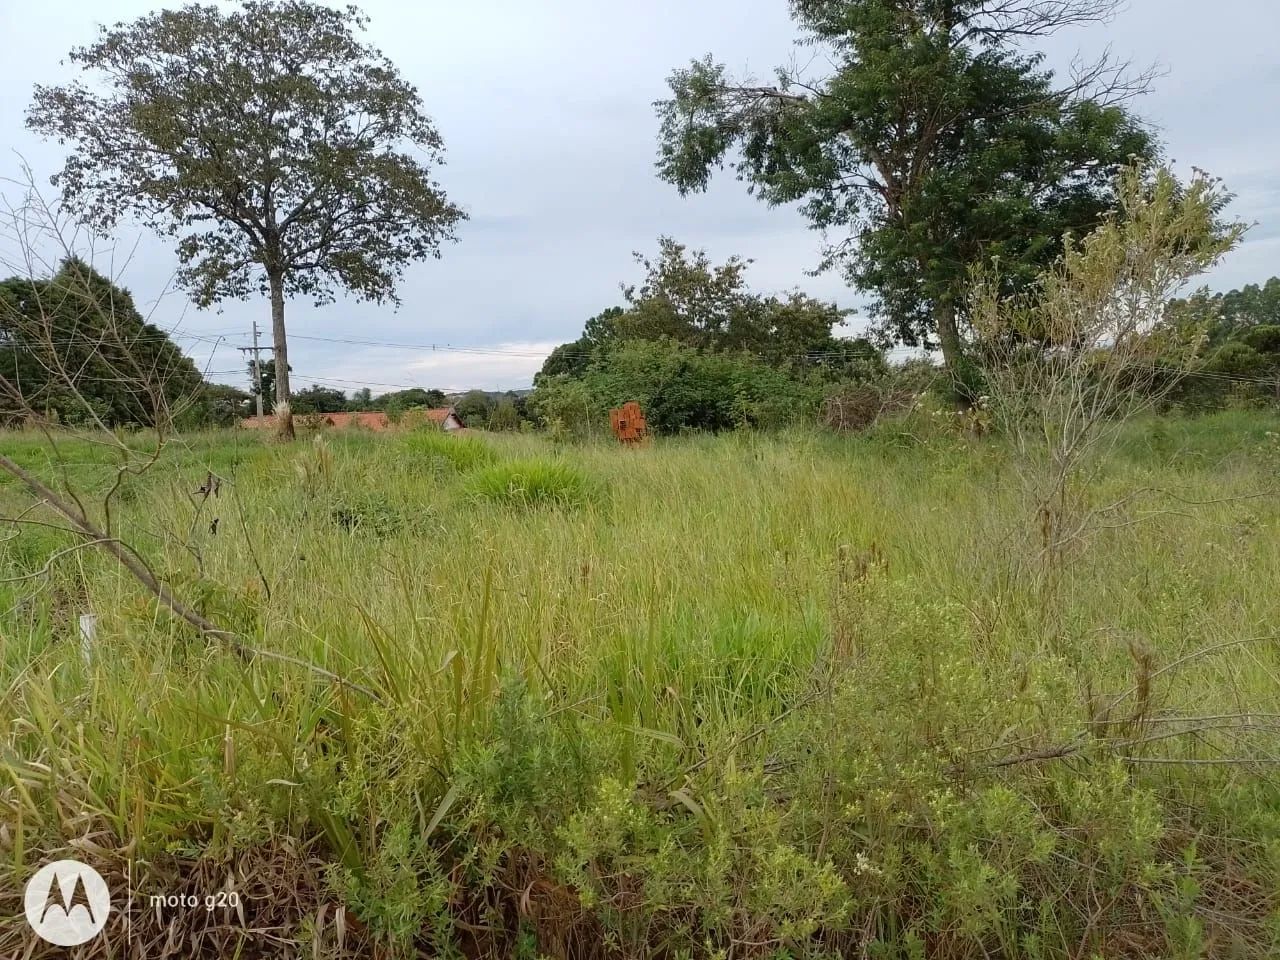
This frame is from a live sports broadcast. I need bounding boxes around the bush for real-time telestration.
[464,459,601,507]
[602,339,826,433]
[527,376,604,440]
[885,356,948,396]
[1171,341,1277,411]
[1206,340,1269,378]
[1237,323,1280,355]
[454,389,494,424]
[529,338,826,436]
[486,398,520,431]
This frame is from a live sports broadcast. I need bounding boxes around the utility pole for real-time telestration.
[251,320,263,425]
[238,321,270,427]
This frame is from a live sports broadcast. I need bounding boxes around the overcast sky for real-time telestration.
[1,0,1277,394]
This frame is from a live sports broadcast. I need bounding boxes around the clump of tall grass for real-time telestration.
[400,429,497,472]
[463,458,602,507]
[329,493,438,538]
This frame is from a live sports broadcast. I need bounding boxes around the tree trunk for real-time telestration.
[934,298,971,408]
[268,270,294,440]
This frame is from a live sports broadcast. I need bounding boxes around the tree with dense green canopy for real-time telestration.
[537,238,878,385]
[290,384,349,414]
[1161,282,1280,407]
[655,0,1156,389]
[454,389,496,425]
[202,382,252,426]
[533,239,883,434]
[369,387,447,411]
[617,238,857,366]
[27,0,465,439]
[1166,277,1280,346]
[0,258,205,427]
[538,307,627,382]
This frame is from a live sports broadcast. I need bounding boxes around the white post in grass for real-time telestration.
[79,612,97,666]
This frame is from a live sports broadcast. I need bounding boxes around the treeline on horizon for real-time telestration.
[3,255,1278,434]
[528,258,1280,438]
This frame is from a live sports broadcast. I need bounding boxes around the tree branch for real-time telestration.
[0,450,381,701]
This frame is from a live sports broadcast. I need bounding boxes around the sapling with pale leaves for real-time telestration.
[970,164,1245,623]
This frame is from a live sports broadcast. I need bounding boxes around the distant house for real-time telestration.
[420,407,466,431]
[240,407,465,432]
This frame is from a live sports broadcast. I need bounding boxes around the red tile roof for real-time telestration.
[240,408,461,431]
[240,411,390,430]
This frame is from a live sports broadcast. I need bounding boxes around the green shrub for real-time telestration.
[526,375,605,439]
[528,338,826,436]
[486,398,521,431]
[464,459,601,507]
[1237,323,1280,356]
[329,493,435,537]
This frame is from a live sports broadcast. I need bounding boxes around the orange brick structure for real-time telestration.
[609,401,649,445]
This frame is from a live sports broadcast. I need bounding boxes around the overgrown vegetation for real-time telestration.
[1,1,1277,956]
[1165,277,1280,408]
[532,239,884,437]
[403,428,498,472]
[27,0,466,438]
[654,0,1157,380]
[1,417,1278,958]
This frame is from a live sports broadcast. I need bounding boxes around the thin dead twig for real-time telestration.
[0,450,380,701]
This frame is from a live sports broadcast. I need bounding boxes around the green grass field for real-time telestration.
[1,413,1278,958]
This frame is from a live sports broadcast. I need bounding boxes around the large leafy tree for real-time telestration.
[537,239,870,383]
[291,384,348,414]
[538,307,626,382]
[0,258,205,427]
[28,1,465,438]
[369,387,446,410]
[202,382,252,426]
[655,0,1155,386]
[1162,277,1280,406]
[617,238,849,365]
[453,389,495,424]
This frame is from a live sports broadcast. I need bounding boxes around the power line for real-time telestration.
[0,330,240,349]
[0,316,933,365]
[291,371,476,393]
[1111,361,1280,388]
[279,331,890,363]
[283,333,557,356]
